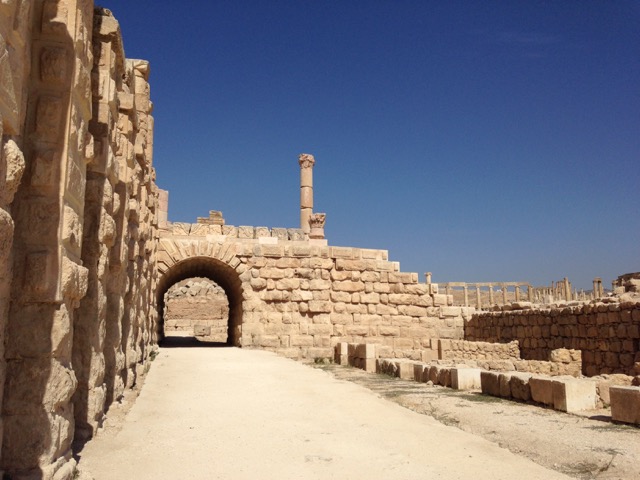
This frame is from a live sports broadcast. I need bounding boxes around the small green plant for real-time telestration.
[149,350,159,361]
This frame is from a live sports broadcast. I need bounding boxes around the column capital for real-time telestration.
[298,153,315,168]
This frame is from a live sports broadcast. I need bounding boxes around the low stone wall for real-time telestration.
[465,301,640,376]
[439,339,520,361]
[481,372,599,413]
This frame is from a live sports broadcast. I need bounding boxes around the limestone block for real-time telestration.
[509,373,532,401]
[441,306,462,317]
[222,225,238,237]
[428,366,439,384]
[378,325,399,336]
[421,348,438,363]
[275,278,300,291]
[414,363,426,382]
[398,305,427,317]
[359,292,380,304]
[529,376,555,407]
[345,325,369,336]
[388,294,422,305]
[397,360,415,380]
[356,343,376,359]
[4,358,76,415]
[0,207,14,263]
[451,368,482,390]
[309,279,331,290]
[361,358,377,373]
[288,228,305,241]
[433,294,449,306]
[238,226,255,238]
[308,347,333,359]
[330,247,353,258]
[171,222,190,235]
[1,138,25,204]
[333,280,365,292]
[499,373,513,398]
[194,325,211,336]
[60,257,88,304]
[552,378,597,413]
[437,367,451,387]
[290,335,314,347]
[308,300,331,313]
[0,43,19,132]
[335,342,349,365]
[255,335,280,348]
[388,272,417,284]
[271,227,288,239]
[480,371,501,397]
[610,386,640,425]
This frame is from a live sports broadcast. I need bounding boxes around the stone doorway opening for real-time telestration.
[163,277,230,342]
[156,257,244,346]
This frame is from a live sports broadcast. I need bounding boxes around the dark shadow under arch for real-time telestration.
[156,257,244,346]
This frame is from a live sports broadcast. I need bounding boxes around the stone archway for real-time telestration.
[156,256,244,346]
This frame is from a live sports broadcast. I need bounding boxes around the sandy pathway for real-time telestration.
[76,346,570,480]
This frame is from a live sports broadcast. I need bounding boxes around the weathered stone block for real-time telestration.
[397,360,415,380]
[552,378,597,413]
[290,335,314,347]
[356,343,376,359]
[499,373,513,398]
[451,368,482,390]
[480,371,501,397]
[437,367,451,387]
[335,342,349,365]
[610,386,640,425]
[529,376,555,406]
[308,300,332,313]
[511,372,534,401]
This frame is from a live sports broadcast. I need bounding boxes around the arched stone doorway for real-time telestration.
[156,256,244,346]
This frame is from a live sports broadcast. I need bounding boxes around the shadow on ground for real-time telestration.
[159,336,230,348]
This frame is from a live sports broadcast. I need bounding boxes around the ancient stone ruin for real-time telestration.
[0,3,638,479]
[164,278,229,342]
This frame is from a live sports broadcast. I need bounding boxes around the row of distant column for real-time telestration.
[299,153,326,239]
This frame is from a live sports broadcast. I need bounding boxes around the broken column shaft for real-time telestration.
[298,153,315,234]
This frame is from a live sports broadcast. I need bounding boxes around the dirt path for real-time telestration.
[75,345,572,480]
[312,363,640,480]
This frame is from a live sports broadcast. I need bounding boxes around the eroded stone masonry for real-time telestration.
[1,3,157,478]
[1,3,639,480]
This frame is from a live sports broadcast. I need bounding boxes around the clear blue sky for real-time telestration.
[104,0,639,291]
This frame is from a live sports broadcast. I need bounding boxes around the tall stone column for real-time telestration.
[593,277,602,299]
[298,153,315,234]
[563,277,571,301]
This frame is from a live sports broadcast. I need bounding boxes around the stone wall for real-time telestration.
[157,229,472,361]
[164,278,229,341]
[439,339,521,362]
[0,4,159,479]
[465,300,640,376]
